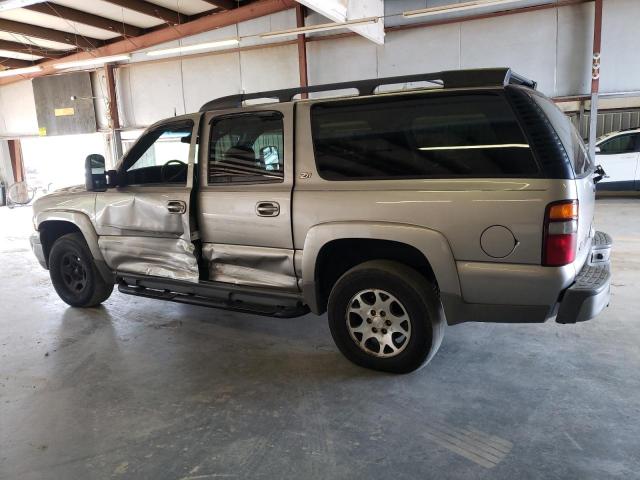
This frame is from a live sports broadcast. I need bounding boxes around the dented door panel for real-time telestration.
[202,244,298,291]
[99,236,199,281]
[95,114,201,282]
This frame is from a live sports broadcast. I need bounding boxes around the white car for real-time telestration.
[595,128,640,191]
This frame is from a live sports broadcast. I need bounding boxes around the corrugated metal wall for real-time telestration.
[569,110,640,140]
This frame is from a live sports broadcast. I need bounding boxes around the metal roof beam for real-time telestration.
[0,38,67,58]
[201,0,239,9]
[102,0,188,25]
[0,18,101,49]
[0,57,33,69]
[24,2,143,37]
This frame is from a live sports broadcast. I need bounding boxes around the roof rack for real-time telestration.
[199,67,536,112]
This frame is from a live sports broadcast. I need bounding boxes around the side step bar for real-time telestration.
[117,273,309,318]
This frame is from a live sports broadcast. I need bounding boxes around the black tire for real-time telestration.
[49,233,113,307]
[327,260,445,374]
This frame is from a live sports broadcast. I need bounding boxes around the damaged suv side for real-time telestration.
[31,68,612,373]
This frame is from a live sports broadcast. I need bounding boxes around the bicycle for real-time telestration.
[6,181,35,208]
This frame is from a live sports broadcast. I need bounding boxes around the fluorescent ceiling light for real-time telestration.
[53,54,130,70]
[260,16,379,39]
[403,0,526,18]
[147,39,239,57]
[419,144,529,151]
[0,65,42,77]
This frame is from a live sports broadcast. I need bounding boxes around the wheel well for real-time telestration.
[39,221,82,267]
[314,239,438,314]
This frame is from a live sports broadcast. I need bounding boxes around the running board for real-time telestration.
[117,273,309,318]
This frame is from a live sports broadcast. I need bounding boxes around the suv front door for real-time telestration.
[595,132,640,190]
[198,104,297,291]
[95,114,201,281]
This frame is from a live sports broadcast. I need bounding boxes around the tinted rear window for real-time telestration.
[311,92,539,180]
[528,91,594,177]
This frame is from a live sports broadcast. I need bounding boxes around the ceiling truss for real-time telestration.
[0,0,259,70]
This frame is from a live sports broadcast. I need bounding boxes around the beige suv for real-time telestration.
[30,68,612,373]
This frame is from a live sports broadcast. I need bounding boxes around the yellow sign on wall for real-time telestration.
[38,127,47,136]
[54,107,75,117]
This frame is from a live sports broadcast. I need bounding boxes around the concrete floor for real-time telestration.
[0,200,639,480]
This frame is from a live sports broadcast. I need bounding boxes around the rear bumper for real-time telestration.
[444,231,612,325]
[555,231,612,324]
[30,232,47,269]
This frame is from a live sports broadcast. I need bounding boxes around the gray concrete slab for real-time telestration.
[0,200,639,480]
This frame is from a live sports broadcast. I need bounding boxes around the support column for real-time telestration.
[104,63,123,167]
[588,0,603,159]
[8,139,24,183]
[295,4,309,99]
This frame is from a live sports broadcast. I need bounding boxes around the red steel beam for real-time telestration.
[0,0,296,85]
[105,63,120,130]
[587,0,603,156]
[295,4,308,99]
[591,0,603,94]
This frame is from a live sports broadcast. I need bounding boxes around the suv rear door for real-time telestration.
[197,103,297,291]
[95,115,201,281]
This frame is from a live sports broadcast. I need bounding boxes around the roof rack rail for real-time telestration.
[199,67,536,112]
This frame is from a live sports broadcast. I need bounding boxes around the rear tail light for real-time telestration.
[543,200,578,266]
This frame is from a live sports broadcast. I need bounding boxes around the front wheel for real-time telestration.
[327,260,445,374]
[49,233,113,307]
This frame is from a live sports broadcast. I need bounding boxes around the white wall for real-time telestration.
[599,0,640,94]
[0,80,39,137]
[0,140,13,187]
[0,1,638,133]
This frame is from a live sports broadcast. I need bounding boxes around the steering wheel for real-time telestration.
[161,159,188,183]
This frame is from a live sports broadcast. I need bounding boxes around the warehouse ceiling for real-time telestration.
[0,0,254,70]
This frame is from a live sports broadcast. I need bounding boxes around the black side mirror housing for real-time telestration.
[593,164,606,184]
[106,169,119,188]
[85,154,107,191]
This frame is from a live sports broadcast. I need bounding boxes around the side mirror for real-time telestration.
[593,164,606,184]
[106,169,119,188]
[594,146,601,154]
[85,154,106,191]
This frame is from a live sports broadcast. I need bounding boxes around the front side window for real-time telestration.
[123,122,193,185]
[208,112,284,184]
[598,134,639,155]
[311,92,539,180]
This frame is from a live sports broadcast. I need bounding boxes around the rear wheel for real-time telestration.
[327,260,445,373]
[49,233,113,307]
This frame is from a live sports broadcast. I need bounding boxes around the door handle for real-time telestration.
[256,201,280,217]
[167,200,186,214]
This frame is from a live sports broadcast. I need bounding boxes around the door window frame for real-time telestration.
[117,116,201,189]
[200,104,293,191]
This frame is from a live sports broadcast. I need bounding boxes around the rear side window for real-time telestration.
[311,93,539,180]
[208,112,284,184]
